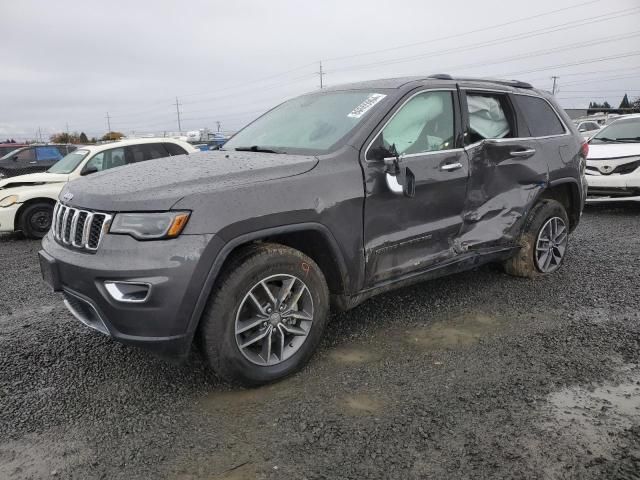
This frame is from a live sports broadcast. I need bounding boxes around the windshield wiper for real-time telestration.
[614,137,640,143]
[234,146,284,154]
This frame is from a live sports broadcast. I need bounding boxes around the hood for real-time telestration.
[587,143,640,160]
[63,150,319,211]
[0,172,69,190]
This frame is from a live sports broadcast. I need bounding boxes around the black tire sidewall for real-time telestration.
[20,203,53,239]
[201,246,329,386]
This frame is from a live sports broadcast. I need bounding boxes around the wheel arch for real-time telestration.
[186,223,351,339]
[14,197,56,231]
[541,178,582,232]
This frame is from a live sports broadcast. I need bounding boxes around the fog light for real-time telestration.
[104,281,151,303]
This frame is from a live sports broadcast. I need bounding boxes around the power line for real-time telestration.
[326,8,640,75]
[323,0,604,63]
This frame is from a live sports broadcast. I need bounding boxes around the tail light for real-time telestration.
[580,141,589,159]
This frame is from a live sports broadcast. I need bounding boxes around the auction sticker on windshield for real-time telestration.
[348,93,387,119]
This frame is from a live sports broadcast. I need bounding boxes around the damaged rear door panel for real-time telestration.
[455,88,549,252]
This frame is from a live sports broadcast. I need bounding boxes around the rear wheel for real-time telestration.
[199,243,329,386]
[503,199,569,278]
[19,202,54,239]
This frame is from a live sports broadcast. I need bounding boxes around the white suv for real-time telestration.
[585,114,640,203]
[0,138,197,238]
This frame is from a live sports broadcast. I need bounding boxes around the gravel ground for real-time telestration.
[1,204,639,480]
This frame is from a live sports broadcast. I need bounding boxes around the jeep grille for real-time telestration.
[52,203,112,251]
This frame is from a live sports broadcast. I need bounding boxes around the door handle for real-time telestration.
[510,149,536,158]
[440,162,463,171]
[29,161,37,164]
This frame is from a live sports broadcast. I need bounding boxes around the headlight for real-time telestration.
[0,195,18,207]
[110,211,190,240]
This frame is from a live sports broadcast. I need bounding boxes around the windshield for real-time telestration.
[590,118,640,143]
[223,90,389,154]
[47,149,90,173]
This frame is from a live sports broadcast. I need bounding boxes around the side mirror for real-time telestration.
[81,165,98,176]
[384,155,415,198]
[11,155,18,162]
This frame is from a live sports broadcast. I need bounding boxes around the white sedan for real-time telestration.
[585,114,640,203]
[0,138,197,238]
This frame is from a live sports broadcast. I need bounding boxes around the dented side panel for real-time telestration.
[456,138,548,251]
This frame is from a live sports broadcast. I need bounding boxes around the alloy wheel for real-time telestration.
[535,216,568,273]
[235,274,314,366]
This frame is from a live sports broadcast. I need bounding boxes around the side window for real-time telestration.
[144,143,170,159]
[35,146,63,162]
[163,142,188,156]
[14,149,36,162]
[513,95,566,137]
[367,91,455,160]
[126,144,168,163]
[84,147,126,172]
[465,93,514,144]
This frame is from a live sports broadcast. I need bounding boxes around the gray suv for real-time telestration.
[39,75,587,386]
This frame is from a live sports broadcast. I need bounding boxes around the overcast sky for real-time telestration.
[2,0,639,140]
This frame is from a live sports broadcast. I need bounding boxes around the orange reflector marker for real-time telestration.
[167,213,190,238]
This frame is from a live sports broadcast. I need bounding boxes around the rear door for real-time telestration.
[456,89,547,250]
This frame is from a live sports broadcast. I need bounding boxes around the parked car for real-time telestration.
[0,143,28,158]
[0,138,197,238]
[0,144,77,179]
[574,120,601,139]
[585,114,640,202]
[38,75,586,386]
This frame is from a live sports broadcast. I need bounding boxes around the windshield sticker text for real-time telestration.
[348,94,387,119]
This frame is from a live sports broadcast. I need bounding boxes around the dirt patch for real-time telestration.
[0,432,91,479]
[328,347,381,364]
[340,393,385,415]
[400,312,502,350]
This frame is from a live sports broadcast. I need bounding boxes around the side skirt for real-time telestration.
[331,246,517,312]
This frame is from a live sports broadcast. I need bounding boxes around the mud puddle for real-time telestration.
[541,364,640,463]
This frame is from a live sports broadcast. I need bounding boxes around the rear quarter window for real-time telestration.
[163,143,188,156]
[513,95,566,137]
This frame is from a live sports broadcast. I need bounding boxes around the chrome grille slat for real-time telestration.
[52,202,112,252]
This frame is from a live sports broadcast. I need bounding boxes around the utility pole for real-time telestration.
[175,97,182,133]
[37,127,43,143]
[318,61,325,89]
[216,121,221,132]
[66,122,70,142]
[105,112,111,133]
[551,76,559,95]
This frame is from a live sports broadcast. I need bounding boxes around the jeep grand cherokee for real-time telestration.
[39,75,587,386]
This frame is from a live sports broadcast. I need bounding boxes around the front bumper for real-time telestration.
[0,203,20,232]
[40,231,222,356]
[586,173,640,203]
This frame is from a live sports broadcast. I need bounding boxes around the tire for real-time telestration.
[198,243,330,386]
[19,202,54,239]
[503,199,570,278]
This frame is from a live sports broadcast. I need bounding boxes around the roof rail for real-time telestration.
[427,74,533,89]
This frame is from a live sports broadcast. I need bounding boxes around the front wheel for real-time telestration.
[503,199,570,278]
[198,243,329,386]
[19,202,54,239]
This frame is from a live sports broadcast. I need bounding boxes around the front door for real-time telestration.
[362,89,468,286]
